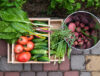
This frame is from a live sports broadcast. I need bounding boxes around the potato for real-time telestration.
[68,22,76,32]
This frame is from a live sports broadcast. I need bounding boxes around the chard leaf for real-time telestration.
[11,22,34,35]
[0,8,30,23]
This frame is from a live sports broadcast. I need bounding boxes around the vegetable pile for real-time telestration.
[65,12,99,49]
[14,21,50,62]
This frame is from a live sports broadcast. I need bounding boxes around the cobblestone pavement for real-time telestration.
[0,40,100,76]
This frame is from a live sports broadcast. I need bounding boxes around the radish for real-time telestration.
[68,23,76,32]
[75,21,80,26]
[74,32,79,37]
[87,41,91,48]
[84,26,89,30]
[74,41,78,45]
[80,23,85,28]
[65,17,71,23]
[85,31,90,35]
[78,37,82,42]
[90,23,94,28]
[85,39,88,42]
[76,27,81,32]
[79,41,84,45]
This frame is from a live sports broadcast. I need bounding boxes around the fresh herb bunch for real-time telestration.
[48,0,100,14]
[50,24,75,61]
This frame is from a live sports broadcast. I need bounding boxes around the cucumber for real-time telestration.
[30,54,43,60]
[37,56,50,62]
[35,43,47,46]
[31,49,47,54]
[32,39,45,42]
[34,46,48,50]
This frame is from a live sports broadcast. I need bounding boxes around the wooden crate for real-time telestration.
[7,18,50,64]
[50,19,65,62]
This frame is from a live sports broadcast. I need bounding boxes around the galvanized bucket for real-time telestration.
[64,11,100,51]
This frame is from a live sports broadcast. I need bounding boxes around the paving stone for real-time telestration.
[0,40,7,56]
[48,72,63,76]
[71,55,85,70]
[5,72,19,76]
[21,72,35,76]
[92,72,100,76]
[37,72,47,76]
[24,64,31,71]
[59,56,70,71]
[71,48,83,55]
[91,41,100,54]
[86,55,100,71]
[0,72,3,76]
[32,64,42,71]
[44,63,58,71]
[64,71,79,76]
[80,72,91,76]
[0,57,23,71]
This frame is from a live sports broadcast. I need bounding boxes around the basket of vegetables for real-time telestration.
[8,18,51,63]
[64,11,100,50]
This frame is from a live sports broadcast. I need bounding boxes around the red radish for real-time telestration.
[84,26,89,30]
[78,37,82,42]
[76,27,81,32]
[79,41,84,45]
[74,41,78,45]
[85,39,88,42]
[65,17,71,23]
[85,31,90,35]
[90,23,94,28]
[80,23,85,28]
[81,44,87,49]
[75,21,80,26]
[87,41,91,48]
[74,32,79,37]
[68,23,76,32]
[91,30,96,36]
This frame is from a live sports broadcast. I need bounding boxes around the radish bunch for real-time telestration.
[65,12,98,49]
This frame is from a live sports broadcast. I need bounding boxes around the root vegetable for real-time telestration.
[65,17,72,23]
[84,26,89,30]
[85,31,90,35]
[78,37,82,42]
[74,32,79,37]
[74,41,78,45]
[80,23,85,28]
[68,23,76,32]
[79,41,84,45]
[76,27,81,32]
[87,41,91,48]
[75,21,80,26]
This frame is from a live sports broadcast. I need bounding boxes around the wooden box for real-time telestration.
[50,19,65,62]
[7,18,50,64]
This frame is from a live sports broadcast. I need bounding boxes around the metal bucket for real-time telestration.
[64,11,100,50]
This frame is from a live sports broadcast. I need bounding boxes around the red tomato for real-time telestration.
[27,35,34,40]
[18,36,28,45]
[14,44,23,54]
[24,41,35,51]
[17,52,31,62]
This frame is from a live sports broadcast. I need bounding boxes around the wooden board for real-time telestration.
[7,18,50,64]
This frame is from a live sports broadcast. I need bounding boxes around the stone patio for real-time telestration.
[0,40,100,76]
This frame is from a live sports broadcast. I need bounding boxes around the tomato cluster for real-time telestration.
[14,35,34,62]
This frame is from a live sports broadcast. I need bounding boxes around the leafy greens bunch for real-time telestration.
[0,0,34,44]
[50,24,75,61]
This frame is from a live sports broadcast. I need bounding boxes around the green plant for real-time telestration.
[48,0,100,14]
